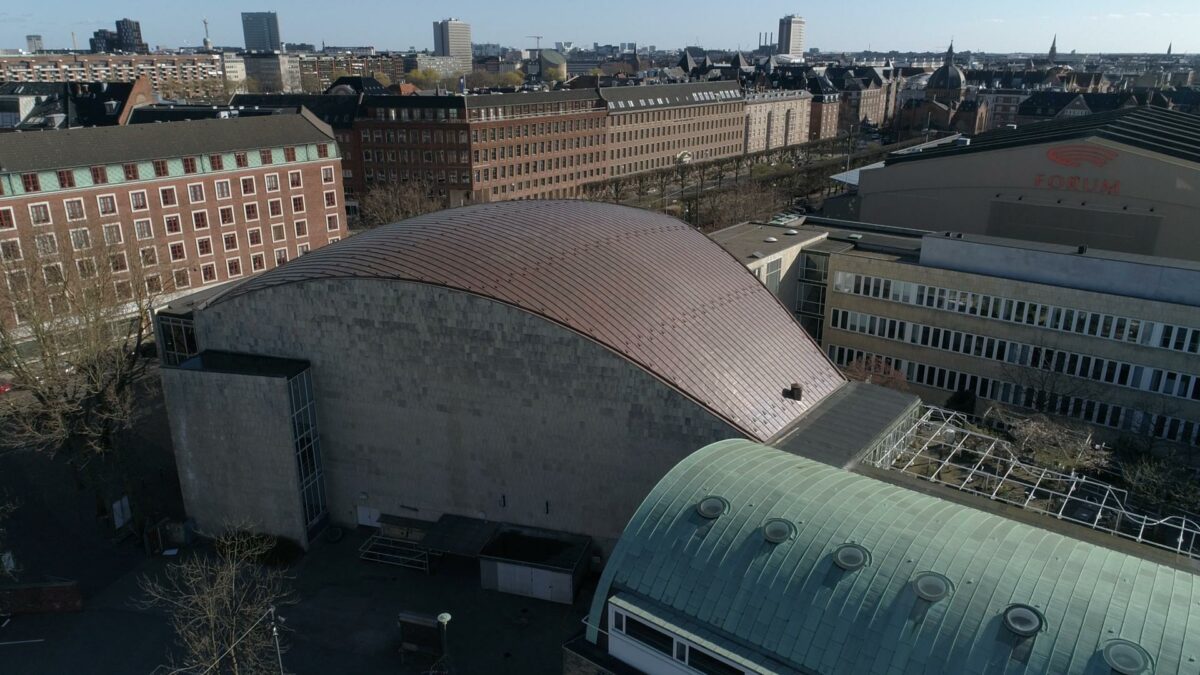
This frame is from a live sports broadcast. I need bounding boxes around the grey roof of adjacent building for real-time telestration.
[885,105,1200,166]
[0,80,139,130]
[461,88,601,108]
[599,80,743,111]
[708,218,817,262]
[228,94,361,128]
[769,381,920,468]
[0,108,335,173]
[128,104,287,124]
[177,350,310,379]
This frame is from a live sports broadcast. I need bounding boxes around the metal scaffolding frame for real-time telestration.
[867,406,1200,560]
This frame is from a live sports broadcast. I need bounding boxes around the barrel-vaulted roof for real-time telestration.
[210,201,844,440]
[587,440,1200,674]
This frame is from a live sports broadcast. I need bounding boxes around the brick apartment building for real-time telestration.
[743,90,812,154]
[806,76,842,141]
[602,81,745,178]
[0,53,237,98]
[0,110,345,328]
[466,89,609,201]
[237,81,827,215]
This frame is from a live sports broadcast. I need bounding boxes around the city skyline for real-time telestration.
[0,1,1195,55]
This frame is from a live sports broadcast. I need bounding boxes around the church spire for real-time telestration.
[1167,42,1172,56]
[1049,34,1057,62]
[944,40,955,66]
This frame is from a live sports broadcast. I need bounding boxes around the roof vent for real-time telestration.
[1101,639,1153,675]
[782,383,803,400]
[1002,604,1044,637]
[832,543,869,571]
[750,251,765,259]
[784,229,798,235]
[764,236,778,243]
[847,233,863,240]
[912,572,953,602]
[762,519,794,544]
[696,496,727,519]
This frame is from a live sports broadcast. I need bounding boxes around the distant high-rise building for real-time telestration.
[25,35,43,53]
[777,14,806,56]
[89,18,148,53]
[116,18,148,52]
[432,18,472,73]
[242,11,282,52]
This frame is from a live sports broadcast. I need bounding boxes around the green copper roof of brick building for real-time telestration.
[586,439,1200,674]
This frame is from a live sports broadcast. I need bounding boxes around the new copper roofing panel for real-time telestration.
[210,201,845,440]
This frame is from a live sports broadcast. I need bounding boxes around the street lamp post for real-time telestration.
[437,612,452,671]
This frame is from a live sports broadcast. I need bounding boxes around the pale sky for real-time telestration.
[1,0,1192,55]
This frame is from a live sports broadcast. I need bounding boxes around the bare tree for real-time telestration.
[1120,453,1200,516]
[0,232,166,461]
[140,527,295,675]
[995,336,1106,416]
[843,355,909,392]
[985,407,1110,475]
[698,180,785,233]
[357,180,447,230]
[0,500,16,579]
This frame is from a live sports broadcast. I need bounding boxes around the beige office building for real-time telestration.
[744,90,812,154]
[601,81,745,178]
[855,106,1200,262]
[715,217,1200,449]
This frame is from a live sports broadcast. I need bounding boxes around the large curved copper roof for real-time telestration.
[212,201,844,440]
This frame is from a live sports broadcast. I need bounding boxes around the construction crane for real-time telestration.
[526,35,543,50]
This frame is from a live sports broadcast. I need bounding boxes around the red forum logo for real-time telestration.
[1046,144,1119,168]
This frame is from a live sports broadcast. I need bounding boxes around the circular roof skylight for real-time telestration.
[762,519,794,544]
[1102,639,1153,675]
[913,572,953,602]
[1002,604,1044,637]
[832,543,869,571]
[696,496,727,519]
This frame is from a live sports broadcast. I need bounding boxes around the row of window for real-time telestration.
[288,370,327,531]
[611,144,740,176]
[474,136,605,165]
[362,127,468,145]
[0,145,331,196]
[363,169,471,186]
[830,308,1200,402]
[3,195,333,246]
[612,132,740,161]
[469,99,597,121]
[608,102,741,124]
[827,344,1200,447]
[0,168,337,230]
[475,155,605,184]
[2,215,339,267]
[371,107,462,122]
[611,609,743,675]
[611,116,739,145]
[831,271,1200,356]
[364,149,472,166]
[5,240,338,325]
[471,116,603,143]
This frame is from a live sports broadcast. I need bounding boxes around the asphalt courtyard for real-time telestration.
[2,529,595,674]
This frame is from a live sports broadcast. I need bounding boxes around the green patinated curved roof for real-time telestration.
[587,439,1200,674]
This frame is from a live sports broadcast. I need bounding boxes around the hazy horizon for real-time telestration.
[1,1,1193,55]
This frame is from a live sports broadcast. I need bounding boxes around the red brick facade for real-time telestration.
[0,118,345,328]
